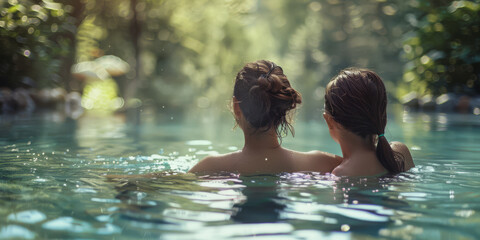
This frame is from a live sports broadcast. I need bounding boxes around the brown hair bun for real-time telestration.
[234,60,302,139]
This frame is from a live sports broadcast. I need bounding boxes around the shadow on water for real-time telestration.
[273,173,397,235]
[231,175,285,223]
[106,172,415,238]
[108,174,286,225]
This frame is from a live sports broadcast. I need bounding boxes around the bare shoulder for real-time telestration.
[390,141,415,171]
[188,152,240,174]
[331,164,348,176]
[292,150,343,173]
[308,150,342,165]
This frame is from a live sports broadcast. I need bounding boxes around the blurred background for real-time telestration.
[2,2,480,239]
[1,0,479,120]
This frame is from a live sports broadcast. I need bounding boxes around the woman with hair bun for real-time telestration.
[323,68,414,176]
[189,60,341,175]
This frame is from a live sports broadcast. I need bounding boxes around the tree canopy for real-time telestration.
[2,0,480,114]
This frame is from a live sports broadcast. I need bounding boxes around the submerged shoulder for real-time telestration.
[331,163,348,176]
[390,141,415,171]
[188,152,239,174]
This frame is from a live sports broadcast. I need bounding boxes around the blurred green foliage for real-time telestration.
[2,0,480,114]
[401,0,480,96]
[0,0,78,88]
[79,0,415,114]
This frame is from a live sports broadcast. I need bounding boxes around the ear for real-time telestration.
[323,112,335,130]
[233,96,242,120]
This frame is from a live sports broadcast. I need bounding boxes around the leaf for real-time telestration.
[8,4,26,14]
[42,0,62,11]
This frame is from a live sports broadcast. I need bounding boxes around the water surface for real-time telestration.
[1,107,479,239]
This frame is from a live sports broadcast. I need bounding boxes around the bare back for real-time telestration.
[188,148,341,175]
[332,141,415,177]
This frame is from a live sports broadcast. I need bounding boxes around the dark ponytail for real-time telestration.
[376,135,404,174]
[325,68,404,174]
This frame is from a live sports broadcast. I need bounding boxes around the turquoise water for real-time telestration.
[1,107,480,239]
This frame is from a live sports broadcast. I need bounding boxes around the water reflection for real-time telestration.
[277,173,399,234]
[1,109,480,239]
[107,173,239,235]
[232,175,284,223]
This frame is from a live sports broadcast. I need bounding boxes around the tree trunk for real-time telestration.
[125,0,141,101]
[61,0,85,92]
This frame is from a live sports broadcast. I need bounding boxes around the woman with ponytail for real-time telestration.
[323,68,414,176]
[189,60,341,175]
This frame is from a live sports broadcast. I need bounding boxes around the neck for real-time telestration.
[335,130,387,176]
[242,128,281,152]
[338,131,374,160]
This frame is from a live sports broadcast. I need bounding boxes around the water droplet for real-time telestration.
[474,107,480,115]
[23,50,31,57]
[227,146,238,151]
[411,146,422,151]
[341,224,350,232]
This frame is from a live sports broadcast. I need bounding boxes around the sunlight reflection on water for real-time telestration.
[1,109,480,239]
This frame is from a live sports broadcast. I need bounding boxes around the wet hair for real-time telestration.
[324,68,404,174]
[233,60,302,140]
